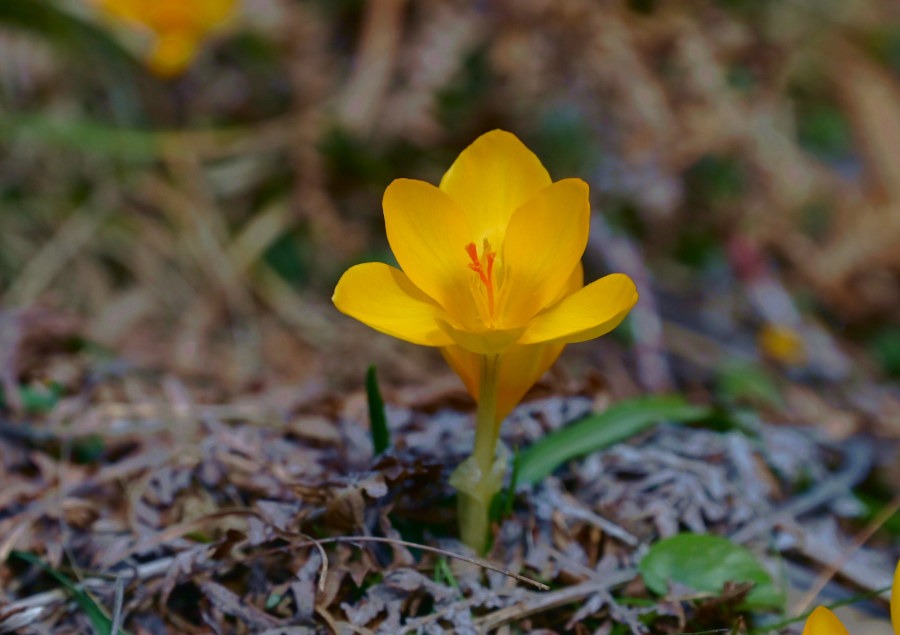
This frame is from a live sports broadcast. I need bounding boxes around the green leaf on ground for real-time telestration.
[516,395,711,485]
[366,365,389,456]
[639,533,785,610]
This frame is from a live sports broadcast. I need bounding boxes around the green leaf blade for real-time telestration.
[366,365,390,456]
[10,550,129,635]
[516,395,710,485]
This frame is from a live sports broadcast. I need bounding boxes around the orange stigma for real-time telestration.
[465,239,496,316]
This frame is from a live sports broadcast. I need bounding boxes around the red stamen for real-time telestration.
[465,241,496,316]
[465,242,481,270]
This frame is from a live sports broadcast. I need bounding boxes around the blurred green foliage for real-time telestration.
[716,361,783,409]
[535,107,598,177]
[0,0,135,70]
[869,327,900,378]
[685,155,745,206]
[0,382,61,414]
[437,48,492,136]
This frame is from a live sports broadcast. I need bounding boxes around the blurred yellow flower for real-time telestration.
[758,323,806,366]
[334,129,638,422]
[99,0,237,76]
[802,560,898,635]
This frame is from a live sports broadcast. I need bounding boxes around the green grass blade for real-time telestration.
[366,365,390,456]
[433,556,460,590]
[10,550,128,635]
[0,113,160,160]
[516,395,711,485]
[490,445,521,522]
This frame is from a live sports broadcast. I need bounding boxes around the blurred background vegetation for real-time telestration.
[2,0,900,398]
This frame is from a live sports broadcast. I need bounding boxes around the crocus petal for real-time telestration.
[99,0,143,21]
[439,346,479,402]
[801,607,849,635]
[333,263,453,346]
[558,261,585,301]
[439,130,552,242]
[892,559,899,635]
[383,179,479,321]
[500,178,590,324]
[147,32,200,76]
[441,342,566,424]
[495,342,566,421]
[197,0,237,24]
[518,273,638,345]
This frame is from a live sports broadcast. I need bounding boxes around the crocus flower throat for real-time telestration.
[466,239,498,321]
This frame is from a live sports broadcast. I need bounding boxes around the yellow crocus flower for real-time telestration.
[334,130,637,418]
[333,130,638,551]
[802,560,899,635]
[99,0,237,76]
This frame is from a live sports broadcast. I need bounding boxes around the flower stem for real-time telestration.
[473,354,500,476]
[454,353,503,554]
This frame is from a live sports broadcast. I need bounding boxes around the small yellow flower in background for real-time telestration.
[333,130,638,551]
[98,0,238,77]
[802,560,898,635]
[803,607,850,635]
[758,323,806,366]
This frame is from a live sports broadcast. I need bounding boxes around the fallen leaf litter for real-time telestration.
[0,374,891,633]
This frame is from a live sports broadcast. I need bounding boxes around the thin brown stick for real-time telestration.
[316,604,375,635]
[729,437,872,545]
[299,536,549,591]
[474,570,637,632]
[298,533,330,593]
[792,491,900,615]
[335,0,407,133]
[0,532,546,631]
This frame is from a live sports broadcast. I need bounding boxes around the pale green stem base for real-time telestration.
[450,353,507,554]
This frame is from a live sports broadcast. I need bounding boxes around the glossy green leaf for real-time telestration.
[516,395,710,485]
[639,533,785,609]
